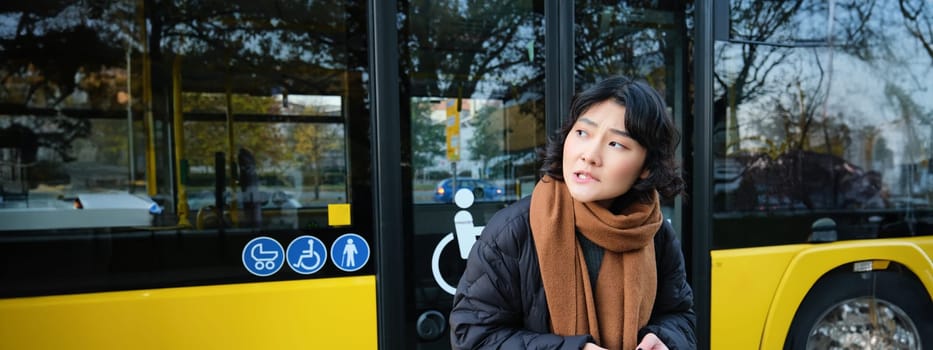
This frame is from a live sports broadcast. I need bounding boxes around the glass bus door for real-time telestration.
[397,1,546,348]
[396,1,692,349]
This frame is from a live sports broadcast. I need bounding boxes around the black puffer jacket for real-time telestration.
[450,196,696,349]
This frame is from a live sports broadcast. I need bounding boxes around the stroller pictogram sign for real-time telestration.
[287,235,327,274]
[242,236,285,277]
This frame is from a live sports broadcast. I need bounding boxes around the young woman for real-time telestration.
[450,76,696,350]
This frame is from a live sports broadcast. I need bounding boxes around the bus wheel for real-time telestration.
[784,268,933,350]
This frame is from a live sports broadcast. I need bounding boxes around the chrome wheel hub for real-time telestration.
[807,297,920,350]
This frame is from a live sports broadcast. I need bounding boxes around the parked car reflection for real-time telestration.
[187,190,302,210]
[433,178,504,203]
[719,150,895,212]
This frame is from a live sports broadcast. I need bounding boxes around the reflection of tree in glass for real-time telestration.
[716,0,933,212]
[182,93,282,170]
[157,1,364,205]
[574,2,680,89]
[400,1,543,101]
[750,76,843,157]
[884,84,928,166]
[715,0,805,154]
[468,105,503,179]
[0,10,129,107]
[399,0,545,187]
[183,121,287,183]
[0,117,90,163]
[158,0,365,96]
[183,121,227,171]
[293,123,344,200]
[898,0,933,62]
[0,2,135,164]
[238,123,287,173]
[85,120,131,166]
[715,0,891,155]
[411,100,445,180]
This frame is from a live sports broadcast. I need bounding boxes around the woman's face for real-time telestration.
[562,100,649,208]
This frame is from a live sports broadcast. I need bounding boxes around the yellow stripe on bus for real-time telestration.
[0,275,376,350]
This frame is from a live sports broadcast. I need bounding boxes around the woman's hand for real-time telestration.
[582,342,607,350]
[635,332,669,350]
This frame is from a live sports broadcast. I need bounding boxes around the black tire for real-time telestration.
[784,266,933,349]
[473,188,484,199]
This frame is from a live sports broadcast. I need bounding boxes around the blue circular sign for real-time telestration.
[330,233,370,272]
[286,235,327,275]
[242,236,284,277]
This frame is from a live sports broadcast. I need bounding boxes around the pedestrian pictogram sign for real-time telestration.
[330,233,370,272]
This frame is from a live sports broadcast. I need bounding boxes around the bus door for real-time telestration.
[395,2,546,349]
[396,1,692,349]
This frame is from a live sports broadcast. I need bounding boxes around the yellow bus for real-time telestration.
[703,1,933,348]
[0,1,931,349]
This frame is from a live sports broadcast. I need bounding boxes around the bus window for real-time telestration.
[0,0,373,299]
[0,2,363,233]
[183,93,347,214]
[713,0,933,248]
[181,92,350,230]
[0,15,145,231]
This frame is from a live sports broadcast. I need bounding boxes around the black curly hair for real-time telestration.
[538,76,684,203]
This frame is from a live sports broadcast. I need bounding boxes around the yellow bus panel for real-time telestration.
[712,237,933,349]
[711,244,808,349]
[0,275,376,350]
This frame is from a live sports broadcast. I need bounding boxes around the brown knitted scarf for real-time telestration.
[530,176,661,350]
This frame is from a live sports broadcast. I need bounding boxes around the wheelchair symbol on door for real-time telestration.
[432,189,484,295]
[287,235,326,274]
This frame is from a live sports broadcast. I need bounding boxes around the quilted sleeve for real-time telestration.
[450,219,592,350]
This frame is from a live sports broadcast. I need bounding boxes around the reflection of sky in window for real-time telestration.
[0,14,21,39]
[785,0,828,42]
[0,4,134,43]
[578,5,674,81]
[165,18,341,68]
[277,95,342,116]
[716,2,933,164]
[720,0,932,169]
[34,5,84,34]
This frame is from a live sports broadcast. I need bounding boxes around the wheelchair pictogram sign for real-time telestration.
[432,188,484,295]
[242,236,285,277]
[287,235,327,274]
